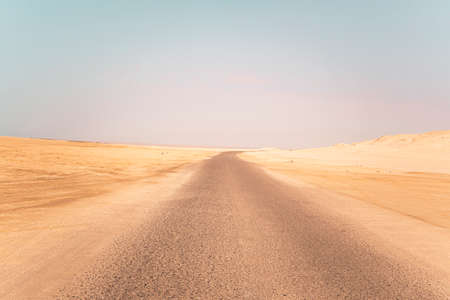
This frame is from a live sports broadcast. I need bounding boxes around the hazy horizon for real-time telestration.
[2,1,450,148]
[2,128,449,151]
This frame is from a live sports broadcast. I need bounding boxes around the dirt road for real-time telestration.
[59,153,449,299]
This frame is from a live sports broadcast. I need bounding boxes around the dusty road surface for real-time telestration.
[57,153,449,299]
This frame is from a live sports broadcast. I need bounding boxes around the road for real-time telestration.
[60,152,448,299]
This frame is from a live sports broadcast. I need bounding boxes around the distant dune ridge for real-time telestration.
[352,130,450,148]
[329,130,450,149]
[241,130,450,228]
[272,130,450,174]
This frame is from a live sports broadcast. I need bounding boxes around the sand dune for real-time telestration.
[361,130,450,148]
[240,130,450,228]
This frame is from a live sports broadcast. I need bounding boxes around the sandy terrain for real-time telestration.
[1,133,449,298]
[240,130,450,229]
[59,153,449,298]
[0,137,219,298]
[0,136,219,232]
[239,130,450,284]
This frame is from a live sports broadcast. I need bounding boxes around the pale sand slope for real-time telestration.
[0,137,219,299]
[240,130,450,276]
[241,130,450,228]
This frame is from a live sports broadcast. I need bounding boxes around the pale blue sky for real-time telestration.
[1,1,449,148]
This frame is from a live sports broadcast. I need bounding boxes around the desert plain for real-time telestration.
[0,137,220,298]
[1,131,449,299]
[0,137,220,232]
[240,130,450,283]
[241,130,450,228]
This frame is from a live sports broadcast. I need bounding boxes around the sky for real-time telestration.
[1,1,449,148]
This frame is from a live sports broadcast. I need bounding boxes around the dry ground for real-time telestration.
[0,137,220,299]
[59,153,450,299]
[1,133,449,298]
[0,137,219,232]
[240,130,450,229]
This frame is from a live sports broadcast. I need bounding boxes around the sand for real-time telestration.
[1,132,449,298]
[0,137,219,232]
[240,130,450,229]
[239,130,450,282]
[0,137,220,298]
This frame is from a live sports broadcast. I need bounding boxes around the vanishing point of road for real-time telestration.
[61,153,448,299]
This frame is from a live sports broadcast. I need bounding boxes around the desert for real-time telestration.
[240,130,450,228]
[0,137,219,298]
[240,130,450,285]
[3,1,450,298]
[1,132,450,298]
[0,136,219,232]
